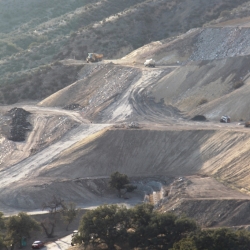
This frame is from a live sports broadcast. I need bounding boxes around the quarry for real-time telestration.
[2,2,250,246]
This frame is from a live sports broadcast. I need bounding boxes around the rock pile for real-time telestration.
[6,108,32,142]
[190,27,250,61]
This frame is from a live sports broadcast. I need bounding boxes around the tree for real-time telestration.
[128,205,197,249]
[5,213,40,250]
[0,212,4,230]
[75,203,250,250]
[79,204,129,250]
[78,203,198,249]
[109,171,137,198]
[171,228,250,250]
[0,212,7,250]
[41,196,65,238]
[60,202,78,231]
[127,204,154,248]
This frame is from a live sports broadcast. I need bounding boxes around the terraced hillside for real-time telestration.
[2,0,250,230]
[0,0,248,104]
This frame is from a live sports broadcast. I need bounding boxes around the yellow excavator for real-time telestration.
[86,53,103,63]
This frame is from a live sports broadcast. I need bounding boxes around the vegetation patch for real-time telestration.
[233,80,244,89]
[191,115,207,121]
[198,98,208,106]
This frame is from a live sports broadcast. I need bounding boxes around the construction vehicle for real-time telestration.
[144,59,155,67]
[220,115,231,123]
[86,53,103,63]
[245,121,250,127]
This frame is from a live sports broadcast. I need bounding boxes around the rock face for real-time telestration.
[7,108,32,142]
[190,27,250,61]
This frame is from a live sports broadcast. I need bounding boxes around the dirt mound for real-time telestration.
[168,199,250,227]
[158,175,250,227]
[5,107,32,142]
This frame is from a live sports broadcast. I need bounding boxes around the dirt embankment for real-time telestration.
[158,175,250,227]
[39,62,180,123]
[39,128,250,191]
[149,56,250,121]
[3,10,250,229]
[1,126,250,212]
[123,24,250,64]
[0,106,81,170]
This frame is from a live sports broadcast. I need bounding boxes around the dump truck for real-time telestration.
[144,59,155,67]
[220,115,231,123]
[86,53,103,63]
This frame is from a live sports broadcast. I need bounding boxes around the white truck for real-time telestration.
[144,59,155,67]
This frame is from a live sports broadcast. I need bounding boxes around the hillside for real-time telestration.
[0,0,249,104]
[2,0,250,231]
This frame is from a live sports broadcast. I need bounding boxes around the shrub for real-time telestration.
[198,98,208,106]
[233,80,244,89]
[220,10,230,17]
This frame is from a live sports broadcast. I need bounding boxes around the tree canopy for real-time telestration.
[1,212,40,250]
[41,195,65,238]
[77,203,250,250]
[60,202,78,231]
[78,203,198,249]
[109,171,137,197]
[171,228,250,250]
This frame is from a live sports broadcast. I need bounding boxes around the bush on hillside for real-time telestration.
[191,115,207,121]
[198,98,208,106]
[233,80,244,89]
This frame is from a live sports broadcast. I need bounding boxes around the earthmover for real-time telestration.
[86,53,103,63]
[220,115,231,123]
[144,59,155,67]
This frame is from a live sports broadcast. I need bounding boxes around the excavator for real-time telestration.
[86,53,103,63]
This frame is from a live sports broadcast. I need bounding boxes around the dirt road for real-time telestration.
[46,235,72,250]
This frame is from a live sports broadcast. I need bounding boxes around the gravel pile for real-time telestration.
[190,27,250,61]
[7,108,32,142]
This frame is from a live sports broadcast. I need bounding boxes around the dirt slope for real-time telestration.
[39,61,179,123]
[150,57,250,121]
[122,25,250,64]
[0,106,85,169]
[3,6,250,228]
